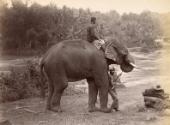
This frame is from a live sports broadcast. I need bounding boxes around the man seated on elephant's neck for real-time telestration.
[87,17,105,49]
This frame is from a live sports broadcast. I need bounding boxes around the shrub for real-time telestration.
[0,58,84,103]
[0,60,43,103]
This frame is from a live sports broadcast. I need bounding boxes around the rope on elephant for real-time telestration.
[92,39,105,49]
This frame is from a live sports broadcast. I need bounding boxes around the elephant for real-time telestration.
[40,39,135,113]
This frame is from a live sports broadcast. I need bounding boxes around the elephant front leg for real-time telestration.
[99,86,112,113]
[87,79,99,112]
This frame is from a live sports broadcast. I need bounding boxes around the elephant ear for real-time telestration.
[105,40,128,64]
[105,39,135,72]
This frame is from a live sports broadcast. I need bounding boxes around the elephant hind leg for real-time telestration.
[51,77,68,112]
[46,80,54,111]
[87,78,99,112]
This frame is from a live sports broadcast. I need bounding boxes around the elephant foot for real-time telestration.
[40,90,46,99]
[46,104,51,111]
[51,106,62,112]
[99,107,112,113]
[46,105,62,112]
[88,106,99,112]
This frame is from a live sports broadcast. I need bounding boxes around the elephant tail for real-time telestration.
[39,58,46,98]
[39,58,44,77]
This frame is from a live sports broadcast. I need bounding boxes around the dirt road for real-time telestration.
[1,84,169,125]
[0,85,161,125]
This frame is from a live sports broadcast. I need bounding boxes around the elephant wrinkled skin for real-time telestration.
[40,39,134,113]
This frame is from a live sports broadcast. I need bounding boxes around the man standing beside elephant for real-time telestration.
[108,68,120,111]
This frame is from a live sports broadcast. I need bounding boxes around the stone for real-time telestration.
[144,96,167,110]
[0,118,12,125]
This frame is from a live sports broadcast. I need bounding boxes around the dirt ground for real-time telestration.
[0,45,170,125]
[0,84,166,125]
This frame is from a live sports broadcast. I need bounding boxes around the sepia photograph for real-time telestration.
[0,0,170,124]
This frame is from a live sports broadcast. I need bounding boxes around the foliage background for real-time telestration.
[0,0,168,55]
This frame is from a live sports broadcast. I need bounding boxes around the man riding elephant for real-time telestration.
[87,17,105,49]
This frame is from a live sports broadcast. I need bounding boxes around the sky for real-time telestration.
[8,0,170,14]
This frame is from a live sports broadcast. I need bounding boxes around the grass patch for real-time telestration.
[0,60,42,103]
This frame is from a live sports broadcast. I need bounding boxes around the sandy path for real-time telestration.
[1,84,169,125]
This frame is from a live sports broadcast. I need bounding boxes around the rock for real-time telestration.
[143,88,168,99]
[143,85,170,110]
[0,118,12,125]
[144,96,167,110]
